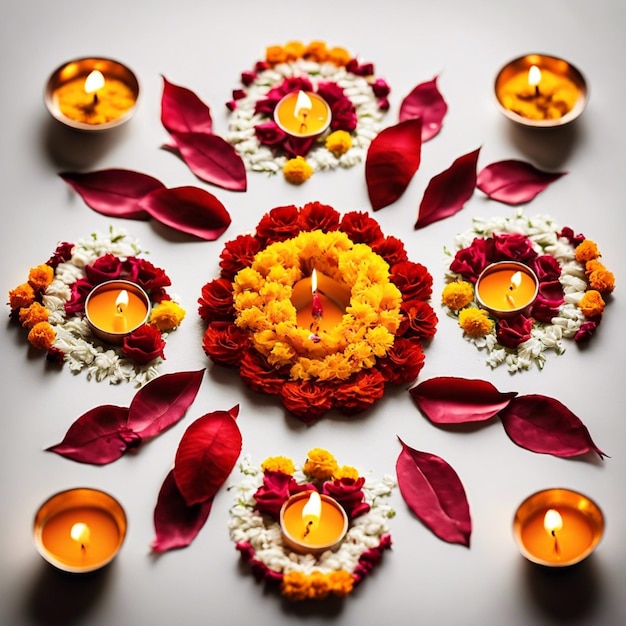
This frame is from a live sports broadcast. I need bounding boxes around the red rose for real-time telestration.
[496,315,533,348]
[316,81,345,106]
[64,277,94,315]
[198,278,235,321]
[240,70,256,86]
[239,350,286,396]
[130,258,172,292]
[340,211,383,244]
[253,470,310,519]
[574,320,599,342]
[533,255,561,282]
[449,238,488,282]
[202,322,248,366]
[335,370,385,415]
[121,324,166,364]
[254,121,287,147]
[297,201,341,232]
[280,380,333,423]
[371,78,391,98]
[377,337,425,384]
[85,253,122,284]
[47,241,74,268]
[558,227,585,247]
[322,477,370,519]
[219,234,262,280]
[282,135,316,158]
[398,300,438,339]
[531,280,565,323]
[486,233,538,264]
[255,205,301,244]
[353,534,392,583]
[390,261,433,302]
[329,98,357,132]
[370,236,408,267]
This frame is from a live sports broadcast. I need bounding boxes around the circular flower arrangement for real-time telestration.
[8,228,186,385]
[225,40,390,184]
[229,449,395,602]
[442,210,615,372]
[199,202,437,422]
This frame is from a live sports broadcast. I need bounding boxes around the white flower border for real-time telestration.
[228,455,396,577]
[226,59,385,175]
[42,227,178,386]
[444,209,589,373]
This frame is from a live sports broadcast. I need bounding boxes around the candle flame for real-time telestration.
[70,522,91,549]
[544,509,563,535]
[528,65,542,88]
[294,90,312,119]
[115,289,129,314]
[302,491,321,537]
[509,271,522,291]
[84,70,105,95]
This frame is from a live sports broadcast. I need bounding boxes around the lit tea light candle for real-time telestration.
[274,90,331,137]
[475,261,538,319]
[85,280,150,344]
[44,57,140,130]
[280,491,348,555]
[494,54,588,127]
[33,488,127,573]
[513,488,604,567]
[291,270,350,333]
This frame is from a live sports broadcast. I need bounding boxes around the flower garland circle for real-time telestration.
[225,40,390,184]
[8,228,186,386]
[199,202,437,422]
[229,449,396,602]
[442,210,615,372]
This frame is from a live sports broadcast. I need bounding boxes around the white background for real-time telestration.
[1,1,625,625]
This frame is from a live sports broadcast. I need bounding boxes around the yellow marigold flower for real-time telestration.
[325,130,352,156]
[304,40,328,62]
[268,341,296,366]
[315,353,353,380]
[458,307,494,337]
[27,321,56,350]
[366,325,394,357]
[261,456,295,475]
[283,156,313,185]
[250,329,277,353]
[283,40,305,61]
[303,448,338,481]
[334,465,359,480]
[19,302,49,328]
[237,307,268,331]
[579,290,605,317]
[149,300,186,331]
[327,570,354,596]
[345,341,376,369]
[442,281,475,311]
[327,46,351,66]
[9,283,36,310]
[575,239,600,263]
[28,264,54,290]
[233,267,264,292]
[588,268,615,294]
[265,300,294,325]
[265,45,287,65]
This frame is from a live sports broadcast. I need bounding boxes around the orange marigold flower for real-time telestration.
[281,571,311,601]
[304,40,328,62]
[27,321,56,350]
[283,156,313,185]
[19,302,49,328]
[588,268,615,294]
[283,40,305,61]
[325,130,352,156]
[585,259,604,274]
[575,239,600,263]
[579,290,605,317]
[327,570,354,596]
[458,308,494,337]
[303,448,338,481]
[261,455,295,475]
[265,45,287,65]
[28,264,54,290]
[442,281,474,311]
[327,46,351,66]
[8,283,36,310]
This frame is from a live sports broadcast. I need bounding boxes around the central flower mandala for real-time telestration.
[199,202,437,422]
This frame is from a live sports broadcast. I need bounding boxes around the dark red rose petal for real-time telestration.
[398,76,448,141]
[161,76,213,135]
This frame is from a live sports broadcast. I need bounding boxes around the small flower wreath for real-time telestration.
[199,202,437,422]
[229,449,396,602]
[8,228,186,386]
[442,210,615,372]
[225,40,390,184]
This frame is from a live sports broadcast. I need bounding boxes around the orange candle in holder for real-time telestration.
[85,280,150,344]
[274,90,331,137]
[280,491,348,555]
[33,488,127,573]
[475,262,538,319]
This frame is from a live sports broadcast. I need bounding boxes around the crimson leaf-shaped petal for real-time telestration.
[151,469,214,553]
[410,376,517,424]
[174,406,242,506]
[46,405,131,465]
[477,160,566,205]
[415,147,481,229]
[161,76,213,135]
[169,132,247,192]
[499,395,606,459]
[365,118,423,211]
[396,437,471,546]
[139,186,231,241]
[127,370,205,438]
[59,169,164,220]
[398,76,448,142]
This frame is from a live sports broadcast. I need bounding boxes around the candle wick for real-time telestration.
[299,111,308,134]
[551,530,560,555]
[80,543,86,552]
[93,92,99,105]
[303,520,313,539]
[534,84,540,98]
[117,304,124,314]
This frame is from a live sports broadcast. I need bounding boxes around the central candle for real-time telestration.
[274,91,331,137]
[280,491,348,555]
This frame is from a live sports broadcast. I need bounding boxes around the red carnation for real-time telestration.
[335,370,385,415]
[255,205,301,244]
[449,237,489,283]
[398,300,438,339]
[280,380,333,423]
[202,322,248,366]
[198,278,235,321]
[377,338,425,384]
[340,211,384,244]
[370,236,408,267]
[219,234,262,280]
[390,261,433,302]
[297,201,341,232]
